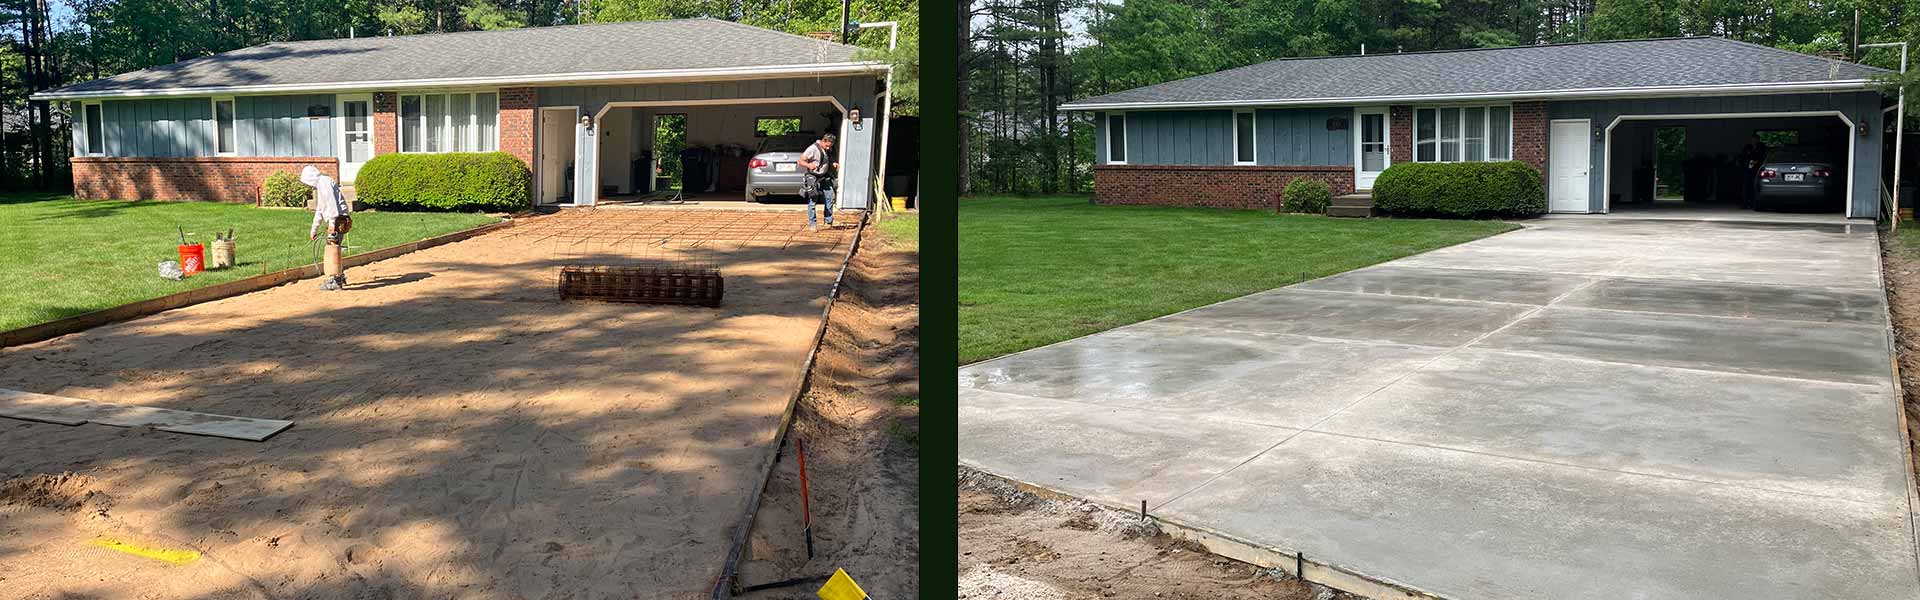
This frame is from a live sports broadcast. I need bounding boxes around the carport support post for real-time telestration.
[1864,42,1907,229]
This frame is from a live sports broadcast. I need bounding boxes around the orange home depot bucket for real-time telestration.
[177,243,205,276]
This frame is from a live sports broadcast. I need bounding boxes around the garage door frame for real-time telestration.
[1602,110,1856,215]
[581,96,849,207]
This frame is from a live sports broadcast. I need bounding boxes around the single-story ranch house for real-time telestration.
[1064,37,1893,218]
[33,18,891,210]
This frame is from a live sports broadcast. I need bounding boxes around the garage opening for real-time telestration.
[1608,115,1852,216]
[590,100,843,208]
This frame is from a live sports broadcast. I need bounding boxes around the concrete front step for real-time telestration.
[1327,205,1376,218]
[1332,193,1374,208]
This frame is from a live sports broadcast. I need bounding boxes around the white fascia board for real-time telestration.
[33,61,886,101]
[1060,79,1880,111]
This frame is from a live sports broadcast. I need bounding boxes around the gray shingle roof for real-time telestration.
[42,18,866,98]
[1065,37,1891,109]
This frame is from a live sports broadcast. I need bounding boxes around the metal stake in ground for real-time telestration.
[798,437,815,560]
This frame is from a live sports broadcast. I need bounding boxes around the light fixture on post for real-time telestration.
[1862,41,1907,229]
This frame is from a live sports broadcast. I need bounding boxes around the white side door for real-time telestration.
[1548,119,1591,213]
[336,95,374,182]
[538,107,577,204]
[1354,107,1390,189]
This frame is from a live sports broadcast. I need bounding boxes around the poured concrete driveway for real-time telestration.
[958,218,1920,599]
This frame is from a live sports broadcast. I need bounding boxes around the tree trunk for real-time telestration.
[958,0,971,196]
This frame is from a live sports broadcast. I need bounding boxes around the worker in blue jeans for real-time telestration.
[797,133,838,231]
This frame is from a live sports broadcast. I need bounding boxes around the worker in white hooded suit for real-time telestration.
[303,166,352,291]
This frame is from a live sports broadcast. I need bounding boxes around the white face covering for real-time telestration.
[300,165,322,187]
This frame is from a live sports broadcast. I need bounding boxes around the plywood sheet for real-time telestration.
[0,388,292,441]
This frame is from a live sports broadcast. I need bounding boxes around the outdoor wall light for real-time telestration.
[1861,122,1872,137]
[848,107,863,131]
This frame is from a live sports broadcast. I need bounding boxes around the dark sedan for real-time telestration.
[1753,146,1843,212]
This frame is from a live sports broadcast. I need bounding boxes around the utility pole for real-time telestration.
[839,0,850,43]
[1852,10,1860,61]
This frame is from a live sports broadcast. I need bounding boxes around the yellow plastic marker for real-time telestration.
[816,568,867,600]
[91,538,200,565]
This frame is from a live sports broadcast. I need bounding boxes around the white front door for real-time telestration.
[1354,108,1390,189]
[336,95,374,182]
[1549,119,1591,213]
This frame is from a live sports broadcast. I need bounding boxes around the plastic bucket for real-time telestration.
[178,243,205,276]
[891,197,909,211]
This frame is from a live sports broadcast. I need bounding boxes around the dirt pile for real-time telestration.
[0,472,109,513]
[737,215,919,598]
[958,469,1360,600]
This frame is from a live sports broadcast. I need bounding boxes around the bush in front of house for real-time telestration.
[1372,161,1546,218]
[355,152,531,212]
[260,171,312,208]
[1281,178,1332,214]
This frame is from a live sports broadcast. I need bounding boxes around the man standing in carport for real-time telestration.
[797,133,839,232]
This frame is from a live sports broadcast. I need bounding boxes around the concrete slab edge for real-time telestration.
[959,465,1450,600]
[1873,226,1920,586]
[711,210,870,599]
[957,221,1526,368]
[0,218,517,349]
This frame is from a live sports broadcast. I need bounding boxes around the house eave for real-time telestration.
[1061,79,1882,111]
[33,61,887,101]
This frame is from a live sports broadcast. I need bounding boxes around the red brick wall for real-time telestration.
[72,157,339,204]
[1093,165,1354,211]
[498,87,536,168]
[1390,106,1413,165]
[1512,101,1549,174]
[373,92,398,156]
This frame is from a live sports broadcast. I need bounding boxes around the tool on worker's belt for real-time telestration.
[798,437,815,560]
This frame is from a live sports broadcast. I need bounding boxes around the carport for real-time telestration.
[1602,113,1854,214]
[573,98,845,207]
[1549,92,1886,218]
[535,77,884,211]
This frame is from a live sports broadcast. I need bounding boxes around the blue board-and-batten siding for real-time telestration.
[1547,91,1884,218]
[1095,107,1352,167]
[88,94,334,158]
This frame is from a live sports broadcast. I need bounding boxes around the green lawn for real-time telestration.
[876,211,918,251]
[0,194,500,331]
[959,196,1518,364]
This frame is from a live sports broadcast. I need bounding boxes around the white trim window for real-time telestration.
[211,97,236,155]
[1415,105,1513,163]
[399,91,499,153]
[1232,110,1256,165]
[1106,113,1128,165]
[78,101,105,156]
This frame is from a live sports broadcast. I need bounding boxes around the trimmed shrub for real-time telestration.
[260,170,312,208]
[1281,178,1332,214]
[1372,161,1546,219]
[355,152,532,212]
